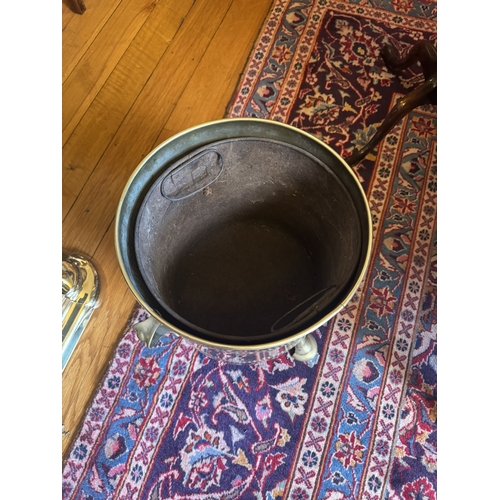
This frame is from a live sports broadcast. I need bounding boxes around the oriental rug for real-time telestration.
[63,1,437,499]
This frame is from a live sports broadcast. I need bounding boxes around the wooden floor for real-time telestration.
[62,0,274,458]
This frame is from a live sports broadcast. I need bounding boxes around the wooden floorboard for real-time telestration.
[62,0,274,458]
[62,0,193,218]
[63,0,122,81]
[62,0,156,144]
[156,0,271,144]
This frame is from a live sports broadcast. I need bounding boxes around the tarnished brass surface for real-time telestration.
[115,118,372,360]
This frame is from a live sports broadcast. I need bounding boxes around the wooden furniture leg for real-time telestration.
[347,40,437,166]
[67,0,86,14]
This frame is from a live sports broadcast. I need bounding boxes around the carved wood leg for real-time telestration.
[382,40,437,105]
[67,0,86,14]
[383,41,436,75]
[347,40,437,166]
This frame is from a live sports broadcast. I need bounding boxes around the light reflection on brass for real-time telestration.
[62,253,100,371]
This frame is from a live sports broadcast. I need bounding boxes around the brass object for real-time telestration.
[292,335,319,362]
[62,253,100,371]
[115,118,372,363]
[132,315,302,363]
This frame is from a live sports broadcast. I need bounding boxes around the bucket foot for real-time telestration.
[133,316,169,348]
[292,334,318,362]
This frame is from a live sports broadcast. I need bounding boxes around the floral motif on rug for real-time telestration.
[63,1,437,499]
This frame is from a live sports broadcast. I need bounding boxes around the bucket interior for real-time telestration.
[134,137,364,344]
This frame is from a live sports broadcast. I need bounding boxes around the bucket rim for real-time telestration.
[115,117,373,352]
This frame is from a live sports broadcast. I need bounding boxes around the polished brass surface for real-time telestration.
[62,254,100,371]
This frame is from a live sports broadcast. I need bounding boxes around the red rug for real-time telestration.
[63,1,437,498]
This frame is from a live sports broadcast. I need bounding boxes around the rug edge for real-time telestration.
[62,305,143,465]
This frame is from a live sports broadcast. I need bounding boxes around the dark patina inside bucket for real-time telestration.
[135,137,363,344]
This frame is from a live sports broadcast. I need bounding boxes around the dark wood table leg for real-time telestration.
[67,0,86,14]
[382,40,437,105]
[347,40,437,166]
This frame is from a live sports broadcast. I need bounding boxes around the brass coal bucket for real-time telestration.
[115,118,372,363]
